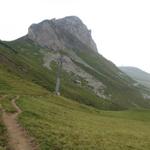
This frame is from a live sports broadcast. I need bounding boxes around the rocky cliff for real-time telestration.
[28,16,98,52]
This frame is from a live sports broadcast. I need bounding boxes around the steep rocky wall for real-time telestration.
[28,16,97,52]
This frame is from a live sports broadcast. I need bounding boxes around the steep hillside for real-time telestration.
[120,66,150,89]
[0,40,121,110]
[0,16,150,109]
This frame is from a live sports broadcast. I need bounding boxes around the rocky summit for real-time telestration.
[28,16,98,52]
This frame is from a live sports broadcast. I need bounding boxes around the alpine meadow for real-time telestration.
[0,16,150,150]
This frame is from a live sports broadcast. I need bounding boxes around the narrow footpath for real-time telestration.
[2,96,35,150]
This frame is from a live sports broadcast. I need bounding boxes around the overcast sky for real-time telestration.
[1,0,150,73]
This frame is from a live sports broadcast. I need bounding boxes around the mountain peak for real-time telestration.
[27,16,98,52]
[56,16,83,25]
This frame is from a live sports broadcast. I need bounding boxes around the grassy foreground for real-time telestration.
[17,95,150,150]
[0,112,8,150]
[0,95,8,150]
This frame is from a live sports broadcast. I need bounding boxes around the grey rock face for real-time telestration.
[28,16,98,52]
[42,52,107,98]
[28,19,65,50]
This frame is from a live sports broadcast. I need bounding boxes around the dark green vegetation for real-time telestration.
[17,95,150,150]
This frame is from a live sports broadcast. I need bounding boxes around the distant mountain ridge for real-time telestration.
[119,66,150,88]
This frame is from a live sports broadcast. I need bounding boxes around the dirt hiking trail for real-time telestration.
[2,96,36,150]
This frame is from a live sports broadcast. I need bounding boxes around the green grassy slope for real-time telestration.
[17,95,150,150]
[0,65,48,96]
[73,49,150,108]
[0,39,150,150]
[0,38,150,109]
[0,39,123,110]
[1,72,150,150]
